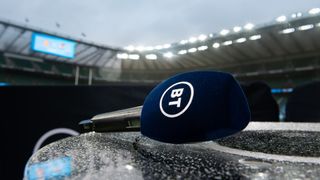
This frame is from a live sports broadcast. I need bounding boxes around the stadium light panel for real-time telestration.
[244,23,254,30]
[198,34,207,41]
[276,15,287,22]
[146,54,157,60]
[163,52,173,58]
[249,34,261,40]
[220,29,230,36]
[163,44,171,48]
[125,45,135,51]
[298,24,314,31]
[235,38,246,43]
[197,46,208,51]
[155,45,163,50]
[209,33,213,37]
[281,28,295,34]
[145,46,154,51]
[222,40,232,46]
[178,50,187,55]
[180,40,188,44]
[188,48,197,53]
[136,46,145,52]
[291,14,297,18]
[129,54,140,60]
[189,37,197,43]
[233,26,242,32]
[212,43,220,48]
[309,8,320,15]
[117,53,129,59]
[291,12,302,19]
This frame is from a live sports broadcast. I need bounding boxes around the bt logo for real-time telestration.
[159,81,194,118]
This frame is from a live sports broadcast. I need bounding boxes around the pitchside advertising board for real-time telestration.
[31,33,76,59]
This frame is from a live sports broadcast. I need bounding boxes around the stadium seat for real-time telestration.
[55,63,73,75]
[34,61,54,72]
[79,67,90,77]
[286,81,320,122]
[241,81,279,121]
[0,54,6,65]
[10,58,34,69]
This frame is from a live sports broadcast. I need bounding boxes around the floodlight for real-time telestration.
[145,46,154,51]
[212,43,220,48]
[244,23,254,30]
[189,37,197,43]
[281,28,295,34]
[188,48,197,53]
[220,29,230,36]
[128,54,140,60]
[276,15,287,22]
[178,50,187,55]
[309,8,320,15]
[136,46,145,52]
[291,12,302,19]
[249,34,261,40]
[125,46,135,51]
[146,54,157,60]
[180,40,188,44]
[298,24,314,31]
[155,45,163,50]
[198,34,207,41]
[163,52,173,58]
[198,46,208,51]
[117,53,128,59]
[222,40,232,46]
[163,44,171,48]
[235,38,246,43]
[233,26,242,32]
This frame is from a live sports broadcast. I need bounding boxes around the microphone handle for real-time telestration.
[79,106,142,133]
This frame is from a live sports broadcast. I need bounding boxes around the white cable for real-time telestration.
[33,128,79,154]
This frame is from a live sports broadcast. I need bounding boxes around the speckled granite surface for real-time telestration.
[25,122,320,179]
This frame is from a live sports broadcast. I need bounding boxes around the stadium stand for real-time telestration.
[0,11,319,85]
[10,57,34,70]
[286,81,320,122]
[241,81,279,121]
[0,53,5,65]
[54,63,73,76]
[33,61,54,73]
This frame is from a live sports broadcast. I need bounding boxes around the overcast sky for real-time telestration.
[0,0,319,47]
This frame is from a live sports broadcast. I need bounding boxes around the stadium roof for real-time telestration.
[0,18,122,68]
[0,8,320,82]
[120,10,320,73]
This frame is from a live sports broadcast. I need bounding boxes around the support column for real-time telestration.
[75,66,79,85]
[88,68,93,85]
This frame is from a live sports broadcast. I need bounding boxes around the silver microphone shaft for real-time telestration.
[79,106,142,133]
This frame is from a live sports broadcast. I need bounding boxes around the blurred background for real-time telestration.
[0,0,320,179]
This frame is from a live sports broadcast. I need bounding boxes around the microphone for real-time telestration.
[79,71,250,144]
[79,106,142,133]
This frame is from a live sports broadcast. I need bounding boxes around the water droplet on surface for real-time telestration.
[238,158,272,169]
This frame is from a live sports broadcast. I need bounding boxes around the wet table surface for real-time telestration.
[25,122,320,179]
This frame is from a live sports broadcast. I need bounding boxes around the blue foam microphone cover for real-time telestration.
[141,71,250,143]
